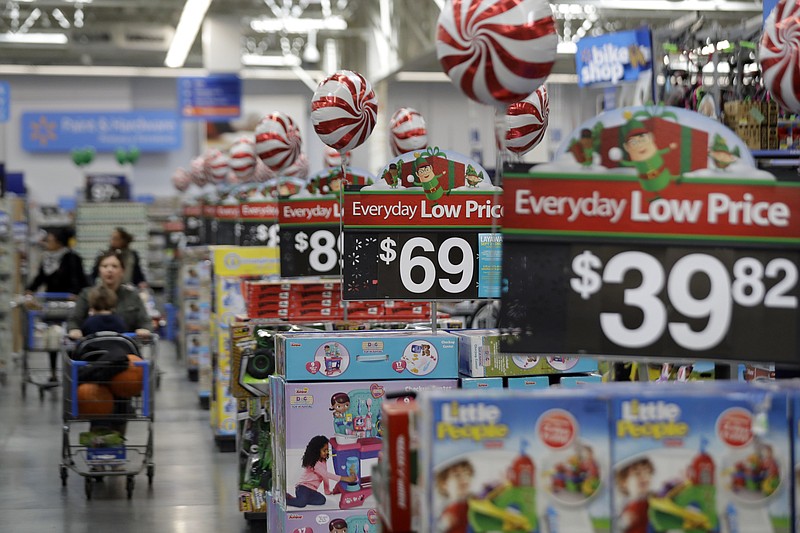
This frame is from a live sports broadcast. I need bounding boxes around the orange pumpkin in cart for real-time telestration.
[110,354,144,399]
[76,383,114,416]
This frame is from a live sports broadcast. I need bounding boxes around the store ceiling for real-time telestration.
[0,0,765,78]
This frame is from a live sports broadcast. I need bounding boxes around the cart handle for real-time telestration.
[32,292,76,299]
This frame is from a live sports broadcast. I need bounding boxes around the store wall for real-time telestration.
[2,74,600,204]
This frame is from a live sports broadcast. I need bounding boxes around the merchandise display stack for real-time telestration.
[0,196,26,382]
[268,329,460,532]
[177,247,211,388]
[145,197,181,290]
[74,202,148,275]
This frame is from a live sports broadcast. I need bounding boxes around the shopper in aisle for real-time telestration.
[91,227,146,287]
[80,285,127,336]
[26,227,90,381]
[67,249,151,339]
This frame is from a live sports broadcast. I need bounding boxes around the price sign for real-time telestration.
[215,203,239,246]
[279,196,342,278]
[240,200,279,247]
[500,241,799,363]
[202,203,217,246]
[85,174,130,202]
[500,171,800,362]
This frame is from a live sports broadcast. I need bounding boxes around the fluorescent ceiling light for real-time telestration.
[394,71,577,85]
[0,32,68,44]
[555,0,760,12]
[557,42,577,55]
[165,0,212,68]
[250,16,347,33]
[241,54,301,67]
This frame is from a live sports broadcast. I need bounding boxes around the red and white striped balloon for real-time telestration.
[226,171,241,186]
[189,156,208,186]
[172,168,191,192]
[322,146,351,168]
[255,112,302,172]
[253,160,277,183]
[311,70,378,152]
[436,0,557,108]
[228,137,258,182]
[283,152,309,180]
[760,0,800,113]
[205,149,230,182]
[389,108,428,157]
[505,85,549,155]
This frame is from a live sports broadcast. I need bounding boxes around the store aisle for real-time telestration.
[0,342,262,533]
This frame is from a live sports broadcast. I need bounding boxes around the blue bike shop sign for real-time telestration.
[21,110,181,152]
[575,28,653,87]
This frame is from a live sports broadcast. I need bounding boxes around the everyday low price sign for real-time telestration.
[500,173,800,363]
[342,149,502,301]
[279,195,342,278]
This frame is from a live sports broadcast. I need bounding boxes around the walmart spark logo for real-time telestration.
[29,115,57,146]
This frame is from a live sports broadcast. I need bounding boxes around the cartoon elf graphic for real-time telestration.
[709,134,740,170]
[412,153,446,202]
[465,164,484,188]
[619,119,678,194]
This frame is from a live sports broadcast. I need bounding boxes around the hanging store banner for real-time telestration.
[342,148,502,301]
[21,110,181,152]
[499,105,800,364]
[178,74,241,120]
[575,28,653,87]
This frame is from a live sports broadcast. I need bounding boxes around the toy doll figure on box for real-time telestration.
[436,459,475,533]
[285,435,356,508]
[329,518,348,533]
[615,457,654,533]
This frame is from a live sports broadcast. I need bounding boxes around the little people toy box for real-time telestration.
[419,389,611,533]
[276,331,459,381]
[610,386,791,533]
[453,329,598,378]
[270,376,457,514]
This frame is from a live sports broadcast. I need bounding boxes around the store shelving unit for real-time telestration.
[0,196,27,383]
[74,202,148,278]
[146,197,181,290]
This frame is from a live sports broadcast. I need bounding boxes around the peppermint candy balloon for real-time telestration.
[253,160,277,183]
[226,171,241,186]
[436,0,557,107]
[311,70,378,152]
[229,137,257,182]
[323,146,351,168]
[205,149,230,182]
[283,152,309,180]
[189,156,208,186]
[760,0,800,113]
[255,112,302,172]
[389,108,428,157]
[505,85,549,155]
[172,168,191,192]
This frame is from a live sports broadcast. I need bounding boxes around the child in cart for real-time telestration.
[80,286,127,337]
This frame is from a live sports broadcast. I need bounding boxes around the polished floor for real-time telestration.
[0,341,263,533]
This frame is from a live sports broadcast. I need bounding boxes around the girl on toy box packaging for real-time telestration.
[285,435,356,508]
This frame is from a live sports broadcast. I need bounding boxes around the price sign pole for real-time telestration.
[499,171,800,365]
[342,149,503,309]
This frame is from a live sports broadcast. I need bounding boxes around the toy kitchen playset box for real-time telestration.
[271,330,459,516]
[418,388,612,533]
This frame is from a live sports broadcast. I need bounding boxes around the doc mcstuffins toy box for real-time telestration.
[610,386,791,533]
[276,331,459,381]
[268,505,380,533]
[453,329,598,378]
[270,376,457,514]
[418,389,612,533]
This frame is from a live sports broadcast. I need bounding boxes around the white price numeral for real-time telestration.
[398,237,473,295]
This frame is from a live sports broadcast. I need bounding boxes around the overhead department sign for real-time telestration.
[575,28,653,87]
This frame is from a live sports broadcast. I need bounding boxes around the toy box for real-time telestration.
[270,376,458,513]
[185,332,209,371]
[237,397,271,513]
[506,376,550,390]
[453,329,598,378]
[419,389,612,533]
[276,331,459,381]
[559,375,603,388]
[610,387,791,533]
[269,505,380,533]
[460,377,504,389]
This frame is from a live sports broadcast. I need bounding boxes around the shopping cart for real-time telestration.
[60,332,158,499]
[20,292,76,400]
